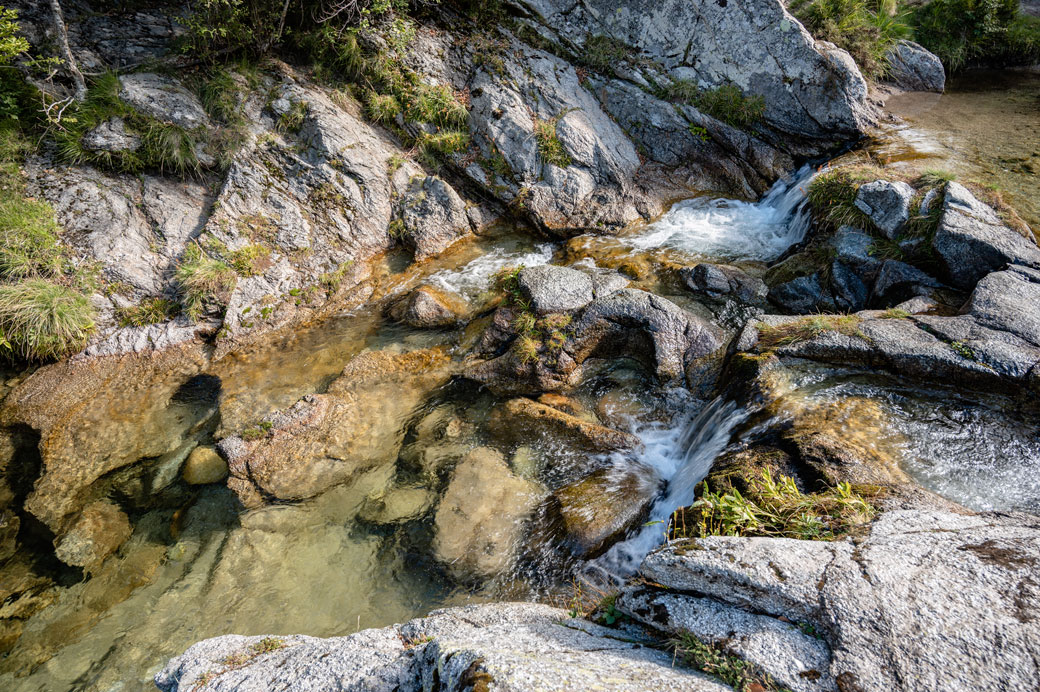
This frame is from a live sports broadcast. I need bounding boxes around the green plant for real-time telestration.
[806,166,881,232]
[175,244,237,320]
[0,279,96,361]
[915,169,956,188]
[365,91,402,124]
[406,84,468,129]
[912,0,1040,71]
[950,340,975,359]
[533,114,572,168]
[277,101,309,132]
[141,121,203,176]
[241,419,274,440]
[688,124,709,142]
[418,129,470,165]
[0,196,65,279]
[515,334,540,363]
[687,469,875,541]
[319,260,354,293]
[228,243,271,276]
[0,7,28,65]
[757,315,862,349]
[665,80,765,129]
[249,636,286,653]
[115,297,181,327]
[790,0,911,79]
[879,307,911,319]
[582,34,629,73]
[669,631,788,692]
[198,68,245,125]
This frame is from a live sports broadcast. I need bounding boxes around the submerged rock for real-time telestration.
[432,448,545,579]
[357,485,435,525]
[181,446,228,486]
[487,398,641,453]
[53,501,132,572]
[388,285,468,329]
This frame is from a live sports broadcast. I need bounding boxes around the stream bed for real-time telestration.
[2,75,1040,692]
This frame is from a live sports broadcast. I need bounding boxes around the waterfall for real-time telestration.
[624,164,816,262]
[582,397,747,585]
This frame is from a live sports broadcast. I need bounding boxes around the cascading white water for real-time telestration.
[625,164,816,262]
[583,398,747,584]
[426,243,553,298]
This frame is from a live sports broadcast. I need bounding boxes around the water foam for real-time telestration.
[426,243,554,298]
[584,397,747,582]
[625,165,816,262]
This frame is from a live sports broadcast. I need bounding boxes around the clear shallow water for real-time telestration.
[621,165,815,262]
[881,69,1040,233]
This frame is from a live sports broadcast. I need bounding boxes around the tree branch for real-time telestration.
[48,0,86,102]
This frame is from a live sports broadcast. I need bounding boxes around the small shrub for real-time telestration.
[670,631,788,692]
[582,34,629,74]
[757,314,862,349]
[533,115,572,168]
[912,0,1040,71]
[0,279,96,361]
[115,298,181,327]
[176,244,236,320]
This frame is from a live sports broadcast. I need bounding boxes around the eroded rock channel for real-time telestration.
[0,1,1038,691]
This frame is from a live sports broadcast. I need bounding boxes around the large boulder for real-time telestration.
[635,510,1040,692]
[854,180,914,239]
[885,40,946,93]
[932,182,1040,289]
[965,264,1040,347]
[155,603,731,692]
[512,0,872,139]
[396,175,473,261]
[517,265,595,315]
[118,73,211,129]
[388,285,468,328]
[432,448,545,579]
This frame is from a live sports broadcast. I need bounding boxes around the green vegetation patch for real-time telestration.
[670,631,792,692]
[115,298,181,327]
[664,80,766,129]
[581,34,630,74]
[757,314,863,350]
[912,0,1040,71]
[533,114,573,168]
[684,469,876,541]
[789,0,910,80]
[175,244,237,320]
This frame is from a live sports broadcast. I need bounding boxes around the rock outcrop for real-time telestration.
[884,40,946,93]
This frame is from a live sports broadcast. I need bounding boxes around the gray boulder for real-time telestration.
[854,180,914,239]
[512,0,872,139]
[830,260,869,311]
[932,182,1040,289]
[397,175,473,261]
[518,265,595,315]
[388,285,468,328]
[155,603,731,692]
[769,273,836,314]
[640,510,1040,692]
[966,265,1040,347]
[831,225,881,273]
[82,117,141,152]
[118,73,210,129]
[870,259,942,305]
[681,263,768,305]
[885,40,946,93]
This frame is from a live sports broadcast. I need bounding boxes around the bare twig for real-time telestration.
[48,0,86,102]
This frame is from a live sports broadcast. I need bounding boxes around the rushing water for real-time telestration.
[622,165,815,262]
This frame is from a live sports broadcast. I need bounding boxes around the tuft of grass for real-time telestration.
[665,80,765,129]
[533,114,572,168]
[790,0,911,80]
[581,34,629,74]
[669,631,790,692]
[141,121,202,177]
[418,129,470,166]
[115,297,180,327]
[228,244,271,277]
[806,166,884,233]
[879,307,911,319]
[175,244,236,320]
[277,101,309,133]
[0,279,96,361]
[406,84,468,129]
[685,469,876,541]
[757,314,862,349]
[249,637,286,654]
[0,197,66,279]
[365,91,401,125]
[241,419,274,441]
[515,334,541,363]
[198,69,244,125]
[915,169,956,188]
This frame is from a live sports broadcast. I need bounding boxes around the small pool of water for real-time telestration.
[880,70,1040,233]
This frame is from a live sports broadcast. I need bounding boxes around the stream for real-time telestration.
[2,75,1040,691]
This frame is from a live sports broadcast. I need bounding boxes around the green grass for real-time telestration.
[276,101,309,133]
[175,244,237,320]
[581,34,630,74]
[405,84,468,129]
[806,166,883,232]
[915,169,956,188]
[364,91,402,125]
[790,0,910,80]
[0,279,96,360]
[0,197,66,279]
[664,80,766,129]
[228,244,271,277]
[757,314,862,349]
[115,297,180,327]
[669,631,790,692]
[534,114,572,168]
[684,469,876,541]
[912,0,1040,71]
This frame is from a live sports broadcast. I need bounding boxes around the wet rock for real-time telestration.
[0,509,18,561]
[829,261,869,311]
[432,448,545,579]
[932,182,1040,289]
[640,510,1040,692]
[388,285,468,328]
[220,349,454,506]
[397,175,473,261]
[81,117,141,152]
[358,485,435,525]
[831,225,881,274]
[855,180,914,239]
[885,40,946,93]
[156,603,730,692]
[536,393,596,422]
[618,589,834,692]
[680,263,767,304]
[53,501,132,571]
[118,73,210,130]
[517,265,595,315]
[181,446,228,486]
[487,398,641,453]
[769,273,836,314]
[965,265,1040,347]
[870,259,943,306]
[548,466,660,558]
